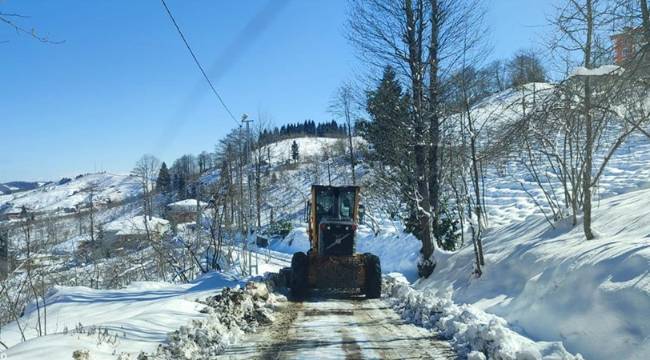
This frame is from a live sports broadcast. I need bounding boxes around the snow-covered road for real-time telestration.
[224,294,455,359]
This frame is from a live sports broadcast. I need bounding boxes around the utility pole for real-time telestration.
[241,114,255,235]
[238,124,245,234]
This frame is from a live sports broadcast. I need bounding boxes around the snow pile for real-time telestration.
[384,274,582,360]
[51,234,89,255]
[151,282,281,360]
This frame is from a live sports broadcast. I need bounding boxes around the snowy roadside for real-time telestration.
[146,281,285,360]
[384,273,583,360]
[0,247,290,360]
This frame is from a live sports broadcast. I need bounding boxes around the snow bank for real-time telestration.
[384,274,582,360]
[165,199,208,212]
[267,226,311,254]
[419,187,650,360]
[357,222,422,281]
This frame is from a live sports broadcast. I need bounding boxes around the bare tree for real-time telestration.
[348,0,434,276]
[547,0,620,239]
[132,155,161,221]
[329,82,359,185]
[79,181,101,243]
[348,0,485,277]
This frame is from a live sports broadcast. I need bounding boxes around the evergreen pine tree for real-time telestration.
[365,66,418,233]
[156,162,172,194]
[291,140,299,162]
[365,66,411,167]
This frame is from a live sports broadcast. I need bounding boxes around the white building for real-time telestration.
[103,216,170,245]
[165,199,209,223]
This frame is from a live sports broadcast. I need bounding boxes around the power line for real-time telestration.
[159,0,240,125]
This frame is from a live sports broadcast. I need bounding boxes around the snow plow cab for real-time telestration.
[287,185,381,298]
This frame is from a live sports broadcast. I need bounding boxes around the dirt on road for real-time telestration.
[224,294,456,359]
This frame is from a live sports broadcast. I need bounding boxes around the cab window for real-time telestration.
[339,190,355,220]
[316,189,337,222]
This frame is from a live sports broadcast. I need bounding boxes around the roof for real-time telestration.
[104,216,170,236]
[167,199,208,208]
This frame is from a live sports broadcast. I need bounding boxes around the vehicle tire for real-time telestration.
[364,253,381,299]
[290,252,309,298]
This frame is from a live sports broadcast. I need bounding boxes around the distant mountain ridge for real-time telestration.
[0,181,47,195]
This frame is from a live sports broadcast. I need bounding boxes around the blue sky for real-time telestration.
[1,0,553,182]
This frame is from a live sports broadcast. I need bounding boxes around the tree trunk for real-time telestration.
[415,144,433,274]
[583,0,595,240]
[642,0,650,41]
[405,0,434,278]
[348,123,356,185]
[428,0,441,231]
[89,191,95,243]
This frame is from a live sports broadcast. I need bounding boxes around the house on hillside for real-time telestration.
[1,205,34,221]
[165,199,208,224]
[611,26,646,65]
[103,216,170,247]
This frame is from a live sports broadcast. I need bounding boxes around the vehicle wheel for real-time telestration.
[364,253,381,299]
[290,252,309,297]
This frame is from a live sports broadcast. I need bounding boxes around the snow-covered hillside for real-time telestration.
[419,185,650,360]
[0,173,141,216]
[260,136,365,165]
[481,133,650,228]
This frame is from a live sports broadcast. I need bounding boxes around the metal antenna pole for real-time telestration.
[241,115,254,164]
